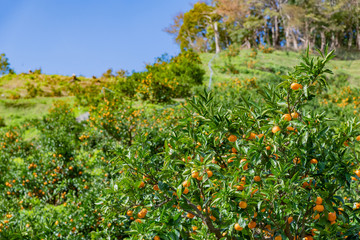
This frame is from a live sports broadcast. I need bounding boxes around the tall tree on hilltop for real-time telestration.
[165,2,222,53]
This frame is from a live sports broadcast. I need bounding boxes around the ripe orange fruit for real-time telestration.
[234,223,243,231]
[187,213,195,219]
[313,204,324,212]
[287,126,294,131]
[138,212,146,219]
[248,221,256,229]
[293,157,301,164]
[135,219,142,223]
[305,236,313,240]
[266,146,271,150]
[126,210,133,216]
[310,159,318,164]
[288,216,293,224]
[239,201,247,209]
[291,112,299,119]
[356,135,360,141]
[210,215,216,221]
[207,170,213,178]
[182,180,190,188]
[272,126,281,134]
[228,135,237,142]
[236,184,245,191]
[275,236,282,240]
[328,212,336,222]
[191,171,199,178]
[153,185,159,191]
[282,114,292,121]
[355,170,360,178]
[192,226,198,231]
[254,176,261,182]
[315,197,322,205]
[154,236,160,240]
[183,187,189,194]
[139,182,145,188]
[291,83,302,90]
[313,213,320,220]
[249,132,257,140]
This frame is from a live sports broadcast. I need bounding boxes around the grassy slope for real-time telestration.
[0,97,87,125]
[200,49,360,87]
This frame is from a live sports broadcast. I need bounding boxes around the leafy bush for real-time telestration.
[97,48,360,239]
[119,50,205,103]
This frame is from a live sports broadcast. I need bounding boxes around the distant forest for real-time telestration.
[165,0,360,52]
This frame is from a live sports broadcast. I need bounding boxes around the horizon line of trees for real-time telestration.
[165,0,360,53]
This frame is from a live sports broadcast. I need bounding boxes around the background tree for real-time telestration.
[165,0,360,51]
[0,53,13,75]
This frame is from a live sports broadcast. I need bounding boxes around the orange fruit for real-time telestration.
[248,221,256,229]
[313,204,324,212]
[287,126,294,131]
[288,216,293,224]
[356,135,360,141]
[236,184,245,191]
[135,219,142,223]
[254,176,261,182]
[139,182,145,188]
[266,146,271,150]
[210,215,216,221]
[187,213,195,219]
[239,201,247,209]
[310,159,318,164]
[191,171,199,178]
[291,112,299,119]
[282,114,292,121]
[257,133,264,139]
[183,187,189,194]
[313,214,320,220]
[315,197,322,205]
[234,223,243,231]
[272,126,281,134]
[291,83,302,90]
[154,236,160,240]
[355,170,360,178]
[207,170,213,178]
[249,132,257,140]
[182,180,190,188]
[275,236,282,240]
[328,212,336,222]
[293,157,301,164]
[153,185,159,191]
[126,210,133,216]
[192,226,198,231]
[228,135,237,142]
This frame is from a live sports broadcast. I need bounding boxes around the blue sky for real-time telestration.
[0,0,197,77]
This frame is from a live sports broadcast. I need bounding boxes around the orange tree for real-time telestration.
[96,48,360,239]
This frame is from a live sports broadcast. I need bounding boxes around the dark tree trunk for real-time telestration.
[274,16,279,46]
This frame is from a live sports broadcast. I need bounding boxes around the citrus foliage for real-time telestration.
[1,49,360,240]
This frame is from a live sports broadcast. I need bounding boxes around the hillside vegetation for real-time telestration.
[1,47,360,239]
[1,48,359,126]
